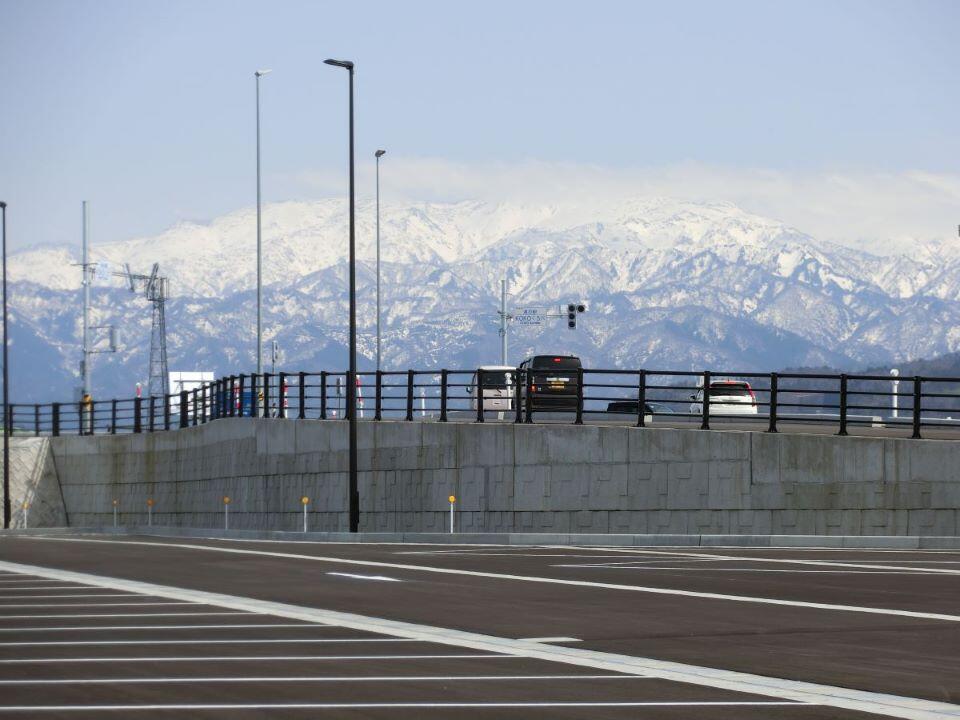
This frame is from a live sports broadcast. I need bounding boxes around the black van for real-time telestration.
[519,355,582,411]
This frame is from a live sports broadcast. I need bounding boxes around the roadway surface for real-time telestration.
[0,534,958,718]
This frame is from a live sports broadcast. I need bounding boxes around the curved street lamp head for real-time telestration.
[324,58,354,70]
[375,149,386,158]
[255,69,272,77]
[0,202,6,209]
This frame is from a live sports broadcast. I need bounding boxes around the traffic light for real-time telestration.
[567,302,586,329]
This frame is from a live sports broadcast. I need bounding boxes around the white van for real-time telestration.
[467,366,515,413]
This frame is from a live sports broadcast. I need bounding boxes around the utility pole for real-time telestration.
[255,69,271,376]
[499,278,509,365]
[375,150,386,373]
[81,201,91,398]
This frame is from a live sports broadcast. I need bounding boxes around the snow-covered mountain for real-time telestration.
[8,197,960,403]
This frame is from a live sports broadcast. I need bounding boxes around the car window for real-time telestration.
[709,383,752,397]
[531,356,581,370]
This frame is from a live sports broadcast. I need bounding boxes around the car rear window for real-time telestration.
[531,356,581,370]
[709,382,752,397]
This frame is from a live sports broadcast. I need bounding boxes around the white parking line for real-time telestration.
[327,572,401,582]
[552,565,938,575]
[0,638,417,647]
[0,654,515,664]
[0,602,196,608]
[0,586,119,591]
[0,624,325,632]
[557,546,960,576]
[1,560,955,720]
[0,612,253,619]
[0,594,149,599]
[0,674,639,685]
[0,701,808,711]
[25,537,960,623]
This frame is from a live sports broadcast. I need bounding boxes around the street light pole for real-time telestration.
[255,69,272,379]
[324,57,360,533]
[1,201,9,530]
[375,149,385,374]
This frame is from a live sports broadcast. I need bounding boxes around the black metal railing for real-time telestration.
[7,368,960,440]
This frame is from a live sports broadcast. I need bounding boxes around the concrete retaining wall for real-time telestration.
[4,419,960,535]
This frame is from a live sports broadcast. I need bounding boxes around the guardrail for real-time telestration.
[6,368,960,440]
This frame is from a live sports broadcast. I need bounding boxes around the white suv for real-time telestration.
[689,380,758,415]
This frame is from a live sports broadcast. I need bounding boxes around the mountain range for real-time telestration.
[7,197,960,403]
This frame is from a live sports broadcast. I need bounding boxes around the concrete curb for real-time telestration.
[4,526,960,549]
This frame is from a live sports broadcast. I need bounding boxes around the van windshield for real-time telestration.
[531,356,581,370]
[479,371,512,388]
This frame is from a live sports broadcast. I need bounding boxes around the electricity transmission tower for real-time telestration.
[122,263,169,398]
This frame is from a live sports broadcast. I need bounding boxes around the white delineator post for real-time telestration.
[448,494,456,534]
[147,498,154,527]
[112,499,118,528]
[22,503,29,530]
[301,496,310,533]
[223,496,230,530]
[890,368,900,419]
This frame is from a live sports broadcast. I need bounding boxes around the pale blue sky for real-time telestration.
[1,0,958,251]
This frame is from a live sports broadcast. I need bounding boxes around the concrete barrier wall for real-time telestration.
[6,419,960,535]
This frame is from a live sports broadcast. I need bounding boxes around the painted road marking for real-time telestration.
[0,612,253,619]
[0,638,416,647]
[557,545,960,576]
[0,593,150,599]
[0,701,809,711]
[0,674,640,685]
[0,624,326,632]
[327,572,401,582]
[0,654,516,664]
[1,560,956,720]
[25,537,960,623]
[0,602,196,608]
[519,637,583,643]
[552,565,940,575]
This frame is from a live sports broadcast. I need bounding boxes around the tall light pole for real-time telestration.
[81,201,91,399]
[375,149,385,373]
[1,201,9,530]
[324,57,359,533]
[255,69,271,378]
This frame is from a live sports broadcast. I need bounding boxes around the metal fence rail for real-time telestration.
[6,368,959,440]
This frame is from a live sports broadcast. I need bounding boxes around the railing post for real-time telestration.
[200,384,207,424]
[700,370,711,430]
[636,370,646,428]
[77,401,83,436]
[298,372,306,419]
[149,396,156,432]
[34,404,40,436]
[575,367,584,425]
[375,371,383,421]
[912,376,922,439]
[514,369,523,424]
[192,388,199,426]
[263,372,271,418]
[228,376,236,417]
[405,370,414,421]
[320,371,328,420]
[440,369,449,422]
[767,372,778,433]
[837,374,848,436]
[134,396,142,434]
[475,368,485,423]
[278,372,286,419]
[52,403,60,437]
[179,391,188,429]
[525,367,534,424]
[111,399,118,434]
[164,394,171,430]
[251,374,260,418]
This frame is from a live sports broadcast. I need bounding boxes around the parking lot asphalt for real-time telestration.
[0,534,957,718]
